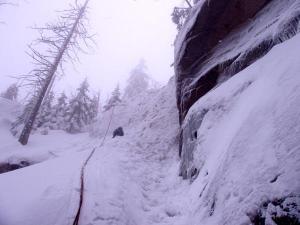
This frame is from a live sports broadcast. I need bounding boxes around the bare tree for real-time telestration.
[18,0,93,145]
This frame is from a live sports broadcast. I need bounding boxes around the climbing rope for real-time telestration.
[72,106,115,225]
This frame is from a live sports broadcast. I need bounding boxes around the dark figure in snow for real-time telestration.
[112,127,124,138]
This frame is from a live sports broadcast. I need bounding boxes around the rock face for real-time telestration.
[174,1,300,224]
[175,30,300,225]
[175,0,300,125]
[176,0,270,78]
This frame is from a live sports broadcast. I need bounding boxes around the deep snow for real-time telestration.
[0,34,300,225]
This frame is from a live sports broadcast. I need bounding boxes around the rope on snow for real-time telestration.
[72,106,115,225]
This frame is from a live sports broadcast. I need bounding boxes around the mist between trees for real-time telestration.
[2,0,176,146]
[6,56,157,141]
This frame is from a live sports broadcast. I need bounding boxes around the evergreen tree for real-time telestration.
[66,79,93,133]
[90,92,100,122]
[1,83,18,101]
[10,95,37,137]
[103,85,121,111]
[52,92,68,130]
[124,60,150,99]
[35,91,55,132]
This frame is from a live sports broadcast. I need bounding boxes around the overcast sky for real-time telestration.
[0,0,184,99]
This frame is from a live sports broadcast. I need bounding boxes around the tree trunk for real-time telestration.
[18,0,89,145]
[185,0,192,8]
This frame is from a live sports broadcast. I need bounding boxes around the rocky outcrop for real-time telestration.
[175,0,300,125]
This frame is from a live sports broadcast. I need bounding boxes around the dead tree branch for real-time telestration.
[18,0,93,145]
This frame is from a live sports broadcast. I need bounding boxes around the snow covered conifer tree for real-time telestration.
[66,79,93,133]
[124,60,150,99]
[90,92,100,122]
[35,91,55,132]
[103,85,121,111]
[52,92,68,130]
[10,96,37,136]
[1,83,18,101]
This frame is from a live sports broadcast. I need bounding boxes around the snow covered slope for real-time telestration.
[0,78,182,225]
[0,96,96,168]
[92,77,179,154]
[179,32,300,224]
[0,98,100,225]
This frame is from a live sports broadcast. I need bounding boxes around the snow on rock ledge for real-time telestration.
[179,33,300,224]
[175,0,300,124]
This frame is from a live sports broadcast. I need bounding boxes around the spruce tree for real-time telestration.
[66,79,93,133]
[103,85,121,111]
[53,92,68,130]
[35,91,55,132]
[124,60,150,99]
[90,92,100,122]
[11,96,37,137]
[1,83,18,101]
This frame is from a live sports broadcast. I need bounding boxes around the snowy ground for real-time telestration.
[0,77,191,225]
[0,34,300,225]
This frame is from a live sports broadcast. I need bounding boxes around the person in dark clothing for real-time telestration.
[112,127,124,138]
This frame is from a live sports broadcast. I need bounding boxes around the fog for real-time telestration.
[0,0,182,98]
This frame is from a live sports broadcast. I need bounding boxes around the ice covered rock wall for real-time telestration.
[175,0,300,125]
[178,34,300,224]
[174,1,300,224]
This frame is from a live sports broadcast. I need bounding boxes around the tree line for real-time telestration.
[1,58,152,138]
[8,78,100,135]
[1,0,157,145]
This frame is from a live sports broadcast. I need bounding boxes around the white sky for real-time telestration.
[0,0,184,99]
